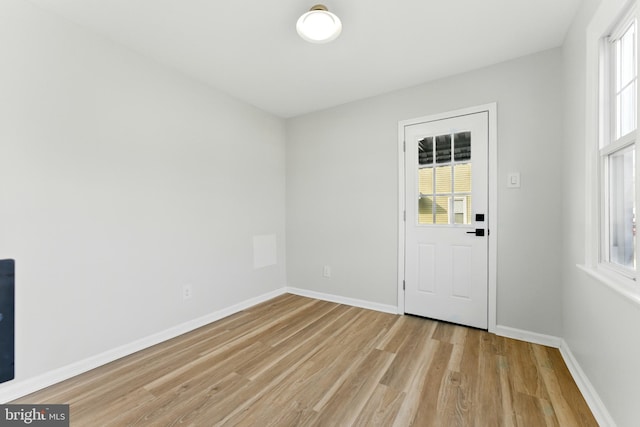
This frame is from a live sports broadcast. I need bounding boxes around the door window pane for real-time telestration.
[609,146,636,268]
[454,132,471,161]
[435,166,452,194]
[454,164,472,193]
[419,167,433,194]
[454,196,472,225]
[435,196,450,224]
[419,137,433,165]
[435,135,451,163]
[418,196,434,224]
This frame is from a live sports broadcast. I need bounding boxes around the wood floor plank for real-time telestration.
[506,339,549,399]
[352,384,405,426]
[476,345,503,426]
[513,392,559,427]
[79,387,157,427]
[390,339,440,426]
[412,341,454,426]
[111,372,249,427]
[262,299,337,347]
[310,311,398,412]
[431,321,457,343]
[11,294,598,427]
[309,348,395,426]
[379,316,437,391]
[544,347,599,427]
[145,336,273,397]
[532,344,584,427]
[375,314,411,352]
[432,370,470,427]
[235,303,352,381]
[497,355,517,427]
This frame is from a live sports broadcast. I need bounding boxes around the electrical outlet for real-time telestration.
[323,265,331,278]
[182,284,193,300]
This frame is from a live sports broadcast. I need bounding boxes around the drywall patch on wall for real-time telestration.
[253,234,277,269]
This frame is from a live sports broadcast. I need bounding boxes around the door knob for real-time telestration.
[466,229,485,236]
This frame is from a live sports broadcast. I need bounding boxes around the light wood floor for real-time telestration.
[14,294,597,426]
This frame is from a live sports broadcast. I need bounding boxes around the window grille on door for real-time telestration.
[417,131,472,225]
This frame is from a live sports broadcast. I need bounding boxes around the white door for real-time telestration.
[404,111,489,329]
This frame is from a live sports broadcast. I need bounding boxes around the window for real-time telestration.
[417,132,472,225]
[600,12,638,278]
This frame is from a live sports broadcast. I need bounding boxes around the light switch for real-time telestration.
[508,172,521,188]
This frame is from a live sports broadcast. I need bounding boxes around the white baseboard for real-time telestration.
[0,287,287,403]
[286,287,398,314]
[494,324,563,348]
[559,340,616,427]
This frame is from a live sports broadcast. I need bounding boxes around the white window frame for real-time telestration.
[600,9,637,279]
[583,0,640,305]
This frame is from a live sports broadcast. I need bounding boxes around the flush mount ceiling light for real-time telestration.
[296,4,342,44]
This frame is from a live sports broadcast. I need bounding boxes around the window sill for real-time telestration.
[577,264,640,308]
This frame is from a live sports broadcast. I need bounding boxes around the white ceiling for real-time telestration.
[28,0,582,118]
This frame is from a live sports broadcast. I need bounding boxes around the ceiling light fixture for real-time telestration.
[296,4,342,44]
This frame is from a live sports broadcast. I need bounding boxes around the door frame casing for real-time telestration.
[397,103,498,333]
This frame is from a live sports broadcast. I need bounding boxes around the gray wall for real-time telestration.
[286,49,565,336]
[0,0,286,386]
[562,0,640,425]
